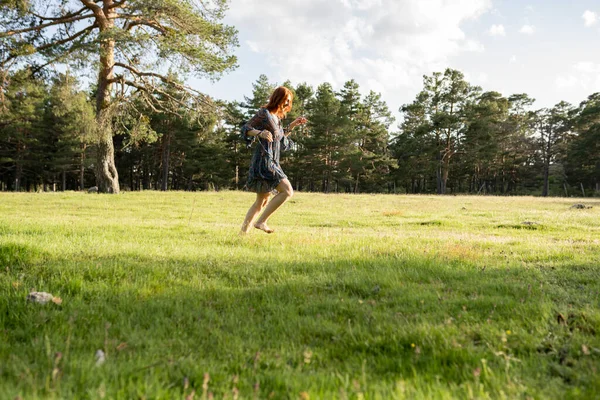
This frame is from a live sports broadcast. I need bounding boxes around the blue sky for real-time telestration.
[191,0,600,120]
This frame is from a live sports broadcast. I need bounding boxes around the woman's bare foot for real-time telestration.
[254,222,274,233]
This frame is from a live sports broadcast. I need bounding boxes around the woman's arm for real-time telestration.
[248,129,273,141]
[241,109,272,146]
[284,116,308,136]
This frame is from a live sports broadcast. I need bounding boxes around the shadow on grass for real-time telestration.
[1,241,599,399]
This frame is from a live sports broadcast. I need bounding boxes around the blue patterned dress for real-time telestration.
[241,108,294,193]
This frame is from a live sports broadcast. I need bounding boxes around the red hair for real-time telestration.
[264,86,293,118]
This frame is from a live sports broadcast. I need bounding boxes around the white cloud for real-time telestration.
[462,39,485,52]
[556,62,600,92]
[477,72,489,83]
[574,61,600,73]
[525,5,534,13]
[556,75,578,89]
[519,25,535,34]
[246,40,260,53]
[582,10,598,27]
[489,24,506,36]
[227,0,492,105]
[509,55,517,64]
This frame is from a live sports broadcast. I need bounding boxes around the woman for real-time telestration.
[240,86,307,234]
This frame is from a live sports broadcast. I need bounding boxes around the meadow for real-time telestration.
[1,192,599,399]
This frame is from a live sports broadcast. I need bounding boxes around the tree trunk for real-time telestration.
[234,141,239,189]
[542,160,550,197]
[436,151,443,194]
[80,143,86,190]
[129,163,134,191]
[161,132,171,191]
[14,162,22,192]
[93,3,119,194]
[62,170,66,191]
[441,158,449,195]
[142,159,150,190]
[0,68,7,113]
[14,140,23,192]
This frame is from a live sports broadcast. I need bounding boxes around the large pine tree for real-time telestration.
[1,0,238,193]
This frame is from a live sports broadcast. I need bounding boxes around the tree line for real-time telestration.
[1,70,599,195]
[1,2,598,196]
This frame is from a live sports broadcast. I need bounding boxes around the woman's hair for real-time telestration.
[264,86,293,118]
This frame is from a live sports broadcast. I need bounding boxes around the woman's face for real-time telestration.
[283,95,292,111]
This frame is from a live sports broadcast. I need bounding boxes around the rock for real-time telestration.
[27,292,54,305]
[571,203,592,209]
[87,186,98,193]
[95,349,106,366]
[522,221,537,225]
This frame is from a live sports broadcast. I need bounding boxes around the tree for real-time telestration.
[0,69,46,191]
[284,82,313,190]
[303,83,344,192]
[534,102,574,197]
[336,80,363,191]
[502,94,537,193]
[220,101,247,189]
[460,91,510,193]
[242,74,274,117]
[352,91,396,192]
[1,0,238,193]
[430,69,479,194]
[392,91,435,193]
[47,72,95,190]
[567,93,600,195]
[395,69,478,194]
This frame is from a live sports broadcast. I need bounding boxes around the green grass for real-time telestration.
[1,192,599,399]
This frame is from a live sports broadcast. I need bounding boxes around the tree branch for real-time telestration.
[0,14,95,37]
[113,62,175,85]
[1,24,97,67]
[123,17,167,33]
[80,0,108,26]
[29,7,88,21]
[80,0,103,13]
[117,77,200,115]
[107,1,128,10]
[30,26,95,74]
[112,62,212,107]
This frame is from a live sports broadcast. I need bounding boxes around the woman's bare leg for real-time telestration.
[240,193,270,234]
[254,179,293,233]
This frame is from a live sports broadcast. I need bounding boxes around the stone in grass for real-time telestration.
[522,221,538,226]
[95,350,106,366]
[27,292,54,305]
[571,203,592,209]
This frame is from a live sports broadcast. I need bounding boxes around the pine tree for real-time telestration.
[1,0,238,193]
[568,93,600,195]
[47,72,95,190]
[355,91,397,192]
[304,83,344,192]
[0,69,46,191]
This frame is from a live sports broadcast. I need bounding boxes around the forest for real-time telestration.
[1,1,599,196]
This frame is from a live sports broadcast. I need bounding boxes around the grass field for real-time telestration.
[1,192,599,399]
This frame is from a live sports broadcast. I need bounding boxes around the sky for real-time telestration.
[191,0,600,121]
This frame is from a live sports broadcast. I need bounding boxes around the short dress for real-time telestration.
[241,108,294,193]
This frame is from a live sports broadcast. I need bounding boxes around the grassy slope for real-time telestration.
[0,192,599,399]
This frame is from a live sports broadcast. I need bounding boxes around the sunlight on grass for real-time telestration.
[1,192,599,399]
